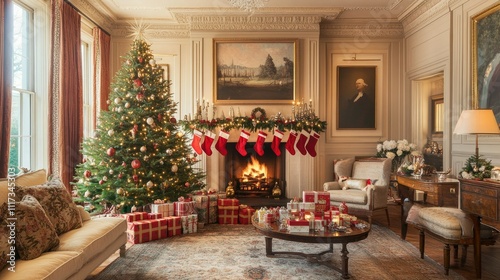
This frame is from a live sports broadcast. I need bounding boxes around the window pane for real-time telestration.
[13,4,32,90]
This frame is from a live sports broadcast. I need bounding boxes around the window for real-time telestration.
[9,0,49,174]
[81,39,94,138]
[10,2,34,174]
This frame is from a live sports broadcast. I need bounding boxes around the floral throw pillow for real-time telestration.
[0,195,60,260]
[16,176,82,235]
[0,216,10,270]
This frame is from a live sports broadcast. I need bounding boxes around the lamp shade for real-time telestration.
[453,109,500,135]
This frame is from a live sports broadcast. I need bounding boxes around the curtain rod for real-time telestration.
[64,0,111,36]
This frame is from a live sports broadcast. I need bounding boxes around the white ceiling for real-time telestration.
[91,0,418,22]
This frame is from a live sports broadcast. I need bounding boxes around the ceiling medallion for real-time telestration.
[227,0,269,13]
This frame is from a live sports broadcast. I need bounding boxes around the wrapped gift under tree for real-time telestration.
[218,198,239,224]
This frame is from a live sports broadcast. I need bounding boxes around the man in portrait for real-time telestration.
[339,78,375,129]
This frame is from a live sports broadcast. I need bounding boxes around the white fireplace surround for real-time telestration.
[196,130,319,199]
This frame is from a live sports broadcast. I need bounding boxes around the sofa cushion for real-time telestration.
[0,250,83,280]
[1,195,60,260]
[328,189,367,204]
[15,176,82,235]
[57,217,127,264]
[0,169,47,206]
[334,158,355,180]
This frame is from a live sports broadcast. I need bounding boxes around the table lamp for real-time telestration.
[453,109,500,158]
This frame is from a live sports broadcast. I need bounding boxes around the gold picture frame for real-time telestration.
[213,38,298,104]
[472,3,500,124]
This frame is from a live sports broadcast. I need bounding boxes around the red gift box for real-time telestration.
[174,201,196,216]
[165,216,182,237]
[147,213,163,219]
[121,212,148,222]
[238,205,256,224]
[127,218,168,244]
[218,198,239,224]
[302,191,331,213]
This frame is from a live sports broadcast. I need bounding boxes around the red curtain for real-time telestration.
[0,0,13,178]
[49,0,83,192]
[92,27,111,127]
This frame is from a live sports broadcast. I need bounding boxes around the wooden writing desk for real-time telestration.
[396,175,459,239]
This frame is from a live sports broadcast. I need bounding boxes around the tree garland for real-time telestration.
[179,107,327,133]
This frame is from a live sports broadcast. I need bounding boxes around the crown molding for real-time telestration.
[68,0,115,33]
[320,19,404,39]
[400,0,451,34]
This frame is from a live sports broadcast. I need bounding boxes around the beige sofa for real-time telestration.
[0,170,127,280]
[323,157,392,224]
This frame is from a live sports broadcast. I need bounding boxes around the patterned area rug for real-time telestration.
[89,224,464,280]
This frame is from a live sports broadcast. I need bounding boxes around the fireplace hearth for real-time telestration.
[225,143,286,198]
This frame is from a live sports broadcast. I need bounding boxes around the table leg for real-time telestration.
[341,243,349,279]
[265,237,274,256]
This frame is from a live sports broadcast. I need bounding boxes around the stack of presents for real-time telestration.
[255,191,359,233]
[121,192,256,244]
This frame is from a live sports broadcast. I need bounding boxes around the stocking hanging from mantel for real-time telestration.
[215,130,229,156]
[253,131,267,156]
[236,130,250,156]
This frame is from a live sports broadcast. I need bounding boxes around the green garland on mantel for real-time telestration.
[178,107,327,133]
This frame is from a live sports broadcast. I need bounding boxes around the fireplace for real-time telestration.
[225,143,286,197]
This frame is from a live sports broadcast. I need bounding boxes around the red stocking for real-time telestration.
[306,130,320,157]
[296,130,309,155]
[254,131,267,156]
[215,130,229,156]
[271,129,284,156]
[286,129,298,155]
[191,129,203,155]
[236,130,250,156]
[201,130,215,156]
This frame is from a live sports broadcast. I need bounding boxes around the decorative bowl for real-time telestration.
[434,169,451,181]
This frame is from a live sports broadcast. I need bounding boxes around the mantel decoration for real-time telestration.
[375,139,419,173]
[179,100,327,157]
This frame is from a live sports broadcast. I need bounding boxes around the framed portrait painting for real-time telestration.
[336,66,376,130]
[472,3,500,124]
[213,38,297,104]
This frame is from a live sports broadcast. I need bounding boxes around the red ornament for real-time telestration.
[134,78,142,87]
[131,159,141,169]
[121,161,127,167]
[169,117,177,124]
[133,174,139,182]
[84,170,91,178]
[136,93,144,101]
[133,124,139,132]
[118,173,123,179]
[99,180,104,185]
[185,182,190,188]
[107,147,115,156]
[157,113,163,121]
[138,56,143,63]
[154,143,159,149]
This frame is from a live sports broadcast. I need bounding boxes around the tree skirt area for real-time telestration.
[88,224,464,280]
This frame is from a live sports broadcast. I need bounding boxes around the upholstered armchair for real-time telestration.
[323,157,392,225]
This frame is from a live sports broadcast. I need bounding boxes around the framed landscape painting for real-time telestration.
[336,66,376,130]
[213,38,297,104]
[472,3,500,124]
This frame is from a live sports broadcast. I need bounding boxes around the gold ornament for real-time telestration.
[226,181,235,198]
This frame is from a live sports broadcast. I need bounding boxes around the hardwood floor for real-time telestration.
[88,199,499,279]
[372,201,500,280]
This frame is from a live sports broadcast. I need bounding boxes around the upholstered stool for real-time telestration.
[415,207,477,277]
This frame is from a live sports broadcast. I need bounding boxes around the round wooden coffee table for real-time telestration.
[252,215,371,279]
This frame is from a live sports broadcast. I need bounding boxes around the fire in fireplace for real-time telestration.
[225,142,286,197]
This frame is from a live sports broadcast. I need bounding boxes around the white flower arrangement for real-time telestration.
[376,139,419,172]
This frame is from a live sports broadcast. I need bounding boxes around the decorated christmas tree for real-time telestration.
[73,39,205,213]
